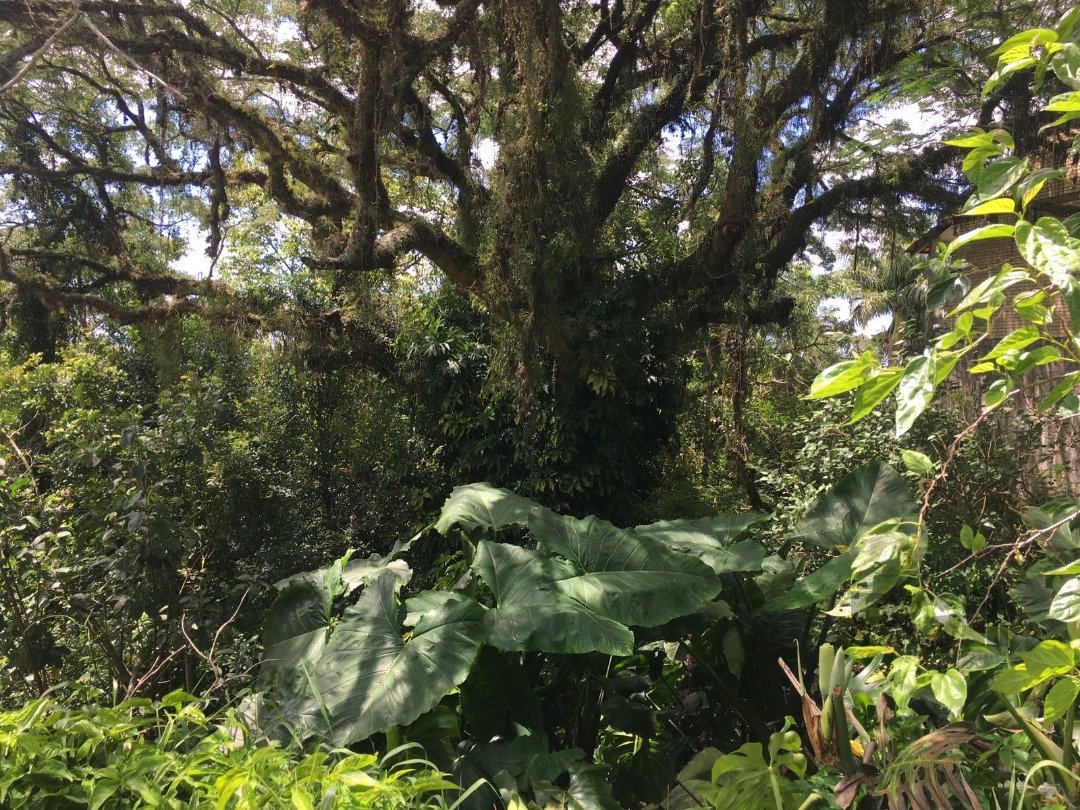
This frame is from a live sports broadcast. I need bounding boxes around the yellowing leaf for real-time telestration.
[962,198,1015,216]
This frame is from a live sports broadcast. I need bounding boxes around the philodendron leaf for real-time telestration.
[759,550,857,613]
[631,515,767,574]
[434,482,544,535]
[791,462,918,549]
[632,514,764,545]
[528,512,723,627]
[261,580,332,694]
[561,763,621,810]
[474,541,635,655]
[474,518,722,656]
[297,571,485,745]
[438,484,723,655]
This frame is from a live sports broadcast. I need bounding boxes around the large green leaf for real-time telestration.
[1049,577,1080,623]
[630,516,767,574]
[626,516,768,574]
[263,552,414,697]
[807,353,878,399]
[1015,217,1080,285]
[631,514,763,545]
[791,462,918,549]
[758,550,857,613]
[435,482,545,535]
[297,571,485,745]
[261,580,331,694]
[474,541,634,655]
[975,156,1026,199]
[560,763,622,810]
[895,356,935,437]
[527,512,723,627]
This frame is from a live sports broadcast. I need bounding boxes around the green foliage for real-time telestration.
[257,484,757,748]
[2,8,1080,810]
[0,691,467,809]
[789,462,918,551]
[812,6,1080,438]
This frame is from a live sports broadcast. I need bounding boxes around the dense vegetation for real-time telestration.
[2,0,1080,807]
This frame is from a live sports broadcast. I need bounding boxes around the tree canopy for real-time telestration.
[3,6,1080,809]
[5,0,1064,506]
[2,0,1039,347]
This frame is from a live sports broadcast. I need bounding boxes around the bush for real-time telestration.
[0,690,468,809]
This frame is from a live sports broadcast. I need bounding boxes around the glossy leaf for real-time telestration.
[1015,218,1080,283]
[1049,577,1080,623]
[759,550,857,613]
[930,669,967,719]
[807,353,878,400]
[962,198,1015,216]
[631,515,767,575]
[849,367,903,423]
[895,356,935,437]
[533,513,719,617]
[434,481,549,536]
[1044,677,1080,724]
[900,450,934,476]
[975,157,1026,200]
[473,541,635,655]
[943,224,1015,258]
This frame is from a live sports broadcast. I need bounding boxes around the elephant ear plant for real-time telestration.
[248,470,918,805]
[253,483,759,747]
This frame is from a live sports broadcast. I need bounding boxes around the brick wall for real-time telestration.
[929,146,1080,494]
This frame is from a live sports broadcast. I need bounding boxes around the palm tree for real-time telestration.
[838,247,929,357]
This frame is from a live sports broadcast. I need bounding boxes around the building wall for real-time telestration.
[937,156,1080,494]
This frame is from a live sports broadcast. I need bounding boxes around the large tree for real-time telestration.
[0,0,1057,507]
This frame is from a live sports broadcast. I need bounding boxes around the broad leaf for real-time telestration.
[975,157,1026,199]
[297,571,485,745]
[262,580,332,693]
[474,541,635,655]
[631,514,763,546]
[1022,640,1075,683]
[1015,217,1080,284]
[759,550,857,613]
[850,367,903,423]
[631,515,767,574]
[527,512,723,627]
[829,556,902,618]
[791,462,918,549]
[1049,577,1080,623]
[808,353,877,399]
[992,664,1037,695]
[896,356,935,437]
[1044,677,1080,724]
[979,326,1041,362]
[900,450,934,476]
[561,763,621,810]
[962,198,1015,216]
[943,223,1015,258]
[435,482,544,535]
[930,669,967,719]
